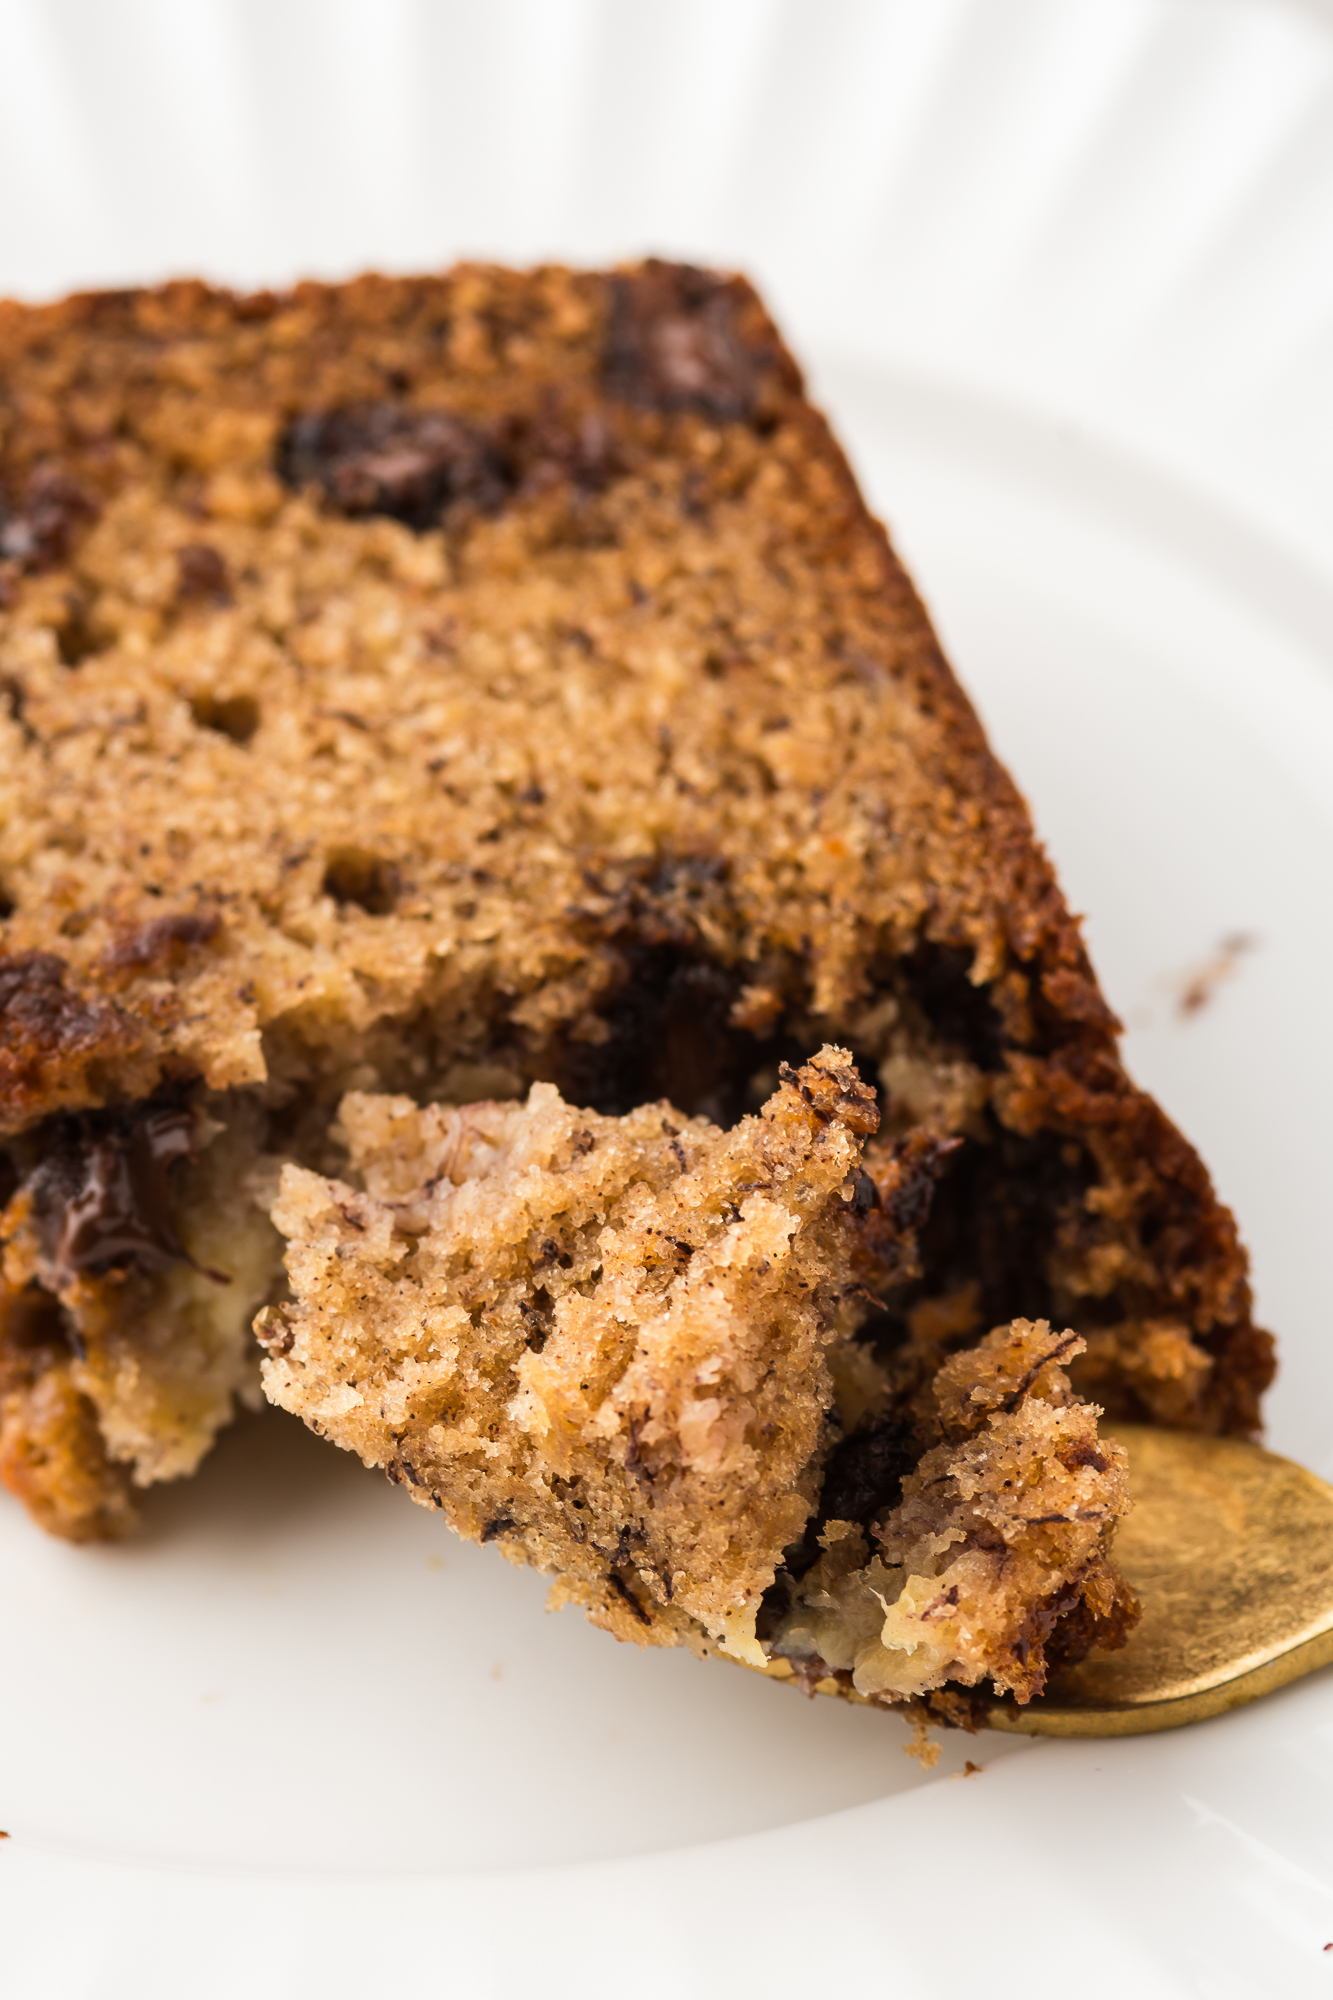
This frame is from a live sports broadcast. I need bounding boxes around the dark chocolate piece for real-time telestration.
[276,396,620,532]
[815,1410,919,1534]
[276,403,511,528]
[0,466,99,571]
[28,1101,205,1288]
[175,543,231,604]
[604,263,763,420]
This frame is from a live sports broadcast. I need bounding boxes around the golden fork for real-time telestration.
[749,1426,1333,1737]
[989,1424,1333,1737]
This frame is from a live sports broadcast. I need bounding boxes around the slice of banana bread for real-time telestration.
[0,259,1270,1566]
[258,1049,1137,1703]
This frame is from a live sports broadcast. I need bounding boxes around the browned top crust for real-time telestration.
[0,260,1271,1436]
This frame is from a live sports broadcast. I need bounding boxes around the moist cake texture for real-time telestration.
[0,258,1267,1700]
[260,1049,1136,1699]
[261,1049,879,1661]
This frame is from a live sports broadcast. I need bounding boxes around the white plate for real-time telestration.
[3,2,1333,1994]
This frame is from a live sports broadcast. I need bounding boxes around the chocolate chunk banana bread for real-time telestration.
[0,258,1267,1697]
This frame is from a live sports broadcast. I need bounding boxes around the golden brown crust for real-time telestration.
[780,402,1263,1429]
[0,952,148,1132]
[0,1276,134,1539]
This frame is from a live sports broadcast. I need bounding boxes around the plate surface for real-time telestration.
[3,2,1333,1994]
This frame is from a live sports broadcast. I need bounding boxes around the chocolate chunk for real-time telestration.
[816,1410,919,1531]
[604,263,765,420]
[521,1285,552,1352]
[175,543,231,605]
[29,1099,202,1288]
[55,593,104,667]
[881,1133,960,1236]
[552,941,756,1124]
[915,1126,1096,1331]
[276,404,511,528]
[275,396,622,532]
[897,942,1007,1072]
[0,951,92,1031]
[515,403,622,495]
[0,467,99,571]
[766,1404,921,1610]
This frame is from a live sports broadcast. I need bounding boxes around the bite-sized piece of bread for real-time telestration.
[0,259,1270,1541]
[770,1320,1135,1704]
[260,1049,879,1657]
[261,1052,1137,1700]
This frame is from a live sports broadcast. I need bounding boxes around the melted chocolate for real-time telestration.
[892,941,1007,1072]
[276,404,512,528]
[756,1407,922,1639]
[276,398,621,532]
[604,264,762,420]
[815,1411,919,1532]
[175,543,231,604]
[909,1123,1096,1332]
[0,466,99,572]
[30,1100,207,1288]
